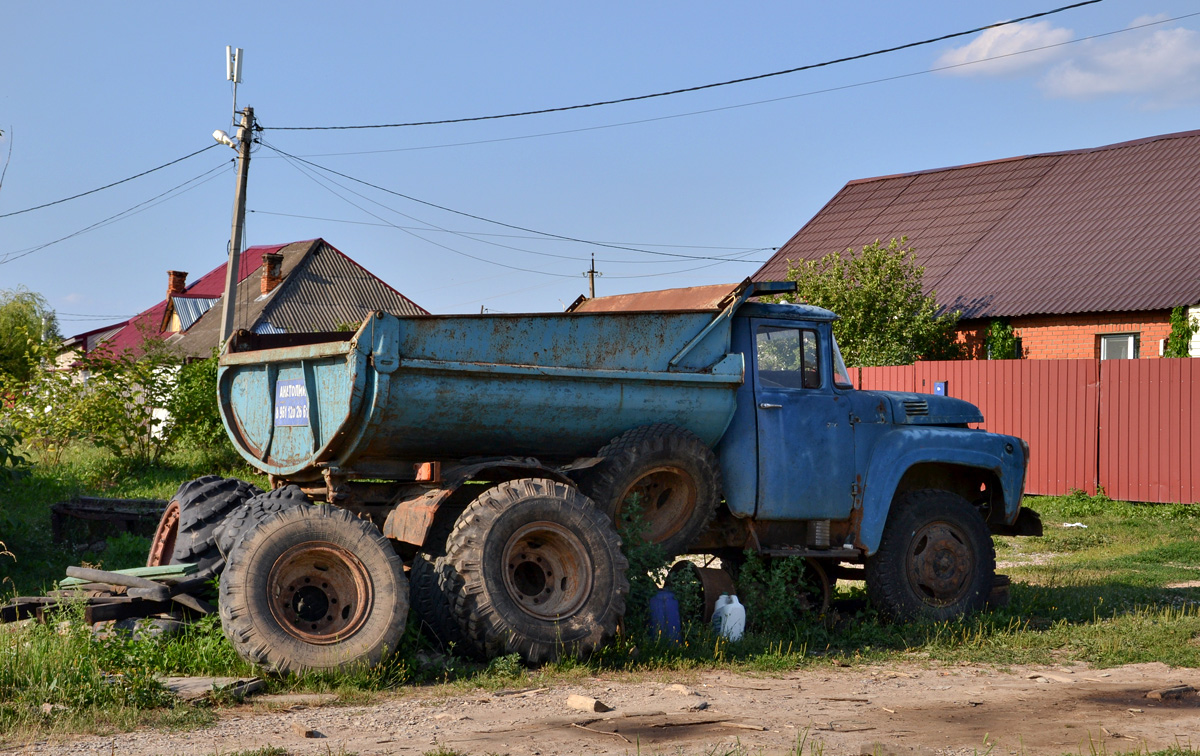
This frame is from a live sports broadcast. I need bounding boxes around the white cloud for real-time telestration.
[936,21,1073,76]
[1131,14,1170,27]
[1039,27,1200,106]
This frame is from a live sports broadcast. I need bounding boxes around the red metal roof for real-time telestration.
[94,244,283,355]
[755,129,1200,319]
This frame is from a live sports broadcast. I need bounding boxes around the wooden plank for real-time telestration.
[58,563,197,587]
[85,599,174,624]
[65,567,170,601]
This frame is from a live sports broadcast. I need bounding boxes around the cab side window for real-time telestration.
[755,326,820,389]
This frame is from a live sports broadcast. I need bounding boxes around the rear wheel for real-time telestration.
[444,478,628,663]
[579,424,720,557]
[865,489,995,621]
[219,505,407,674]
[214,485,311,559]
[148,476,261,577]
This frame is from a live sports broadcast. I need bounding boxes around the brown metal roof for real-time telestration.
[569,282,742,313]
[755,129,1200,319]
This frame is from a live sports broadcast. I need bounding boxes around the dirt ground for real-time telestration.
[8,662,1199,756]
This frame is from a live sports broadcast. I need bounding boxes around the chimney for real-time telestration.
[261,253,284,295]
[167,270,188,297]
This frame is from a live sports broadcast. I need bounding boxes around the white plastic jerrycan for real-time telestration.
[711,593,745,641]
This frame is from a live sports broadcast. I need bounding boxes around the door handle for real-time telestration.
[758,403,782,409]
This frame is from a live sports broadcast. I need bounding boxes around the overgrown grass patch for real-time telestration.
[0,444,267,595]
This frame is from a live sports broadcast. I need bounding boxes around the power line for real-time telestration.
[267,146,584,278]
[275,11,1196,159]
[0,161,231,266]
[249,210,768,251]
[248,209,772,263]
[269,145,769,281]
[260,142,771,262]
[0,144,221,220]
[266,0,1102,131]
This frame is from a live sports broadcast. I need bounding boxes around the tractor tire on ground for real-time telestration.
[444,478,628,664]
[214,485,311,559]
[219,505,408,675]
[578,423,721,557]
[147,476,261,577]
[865,489,995,621]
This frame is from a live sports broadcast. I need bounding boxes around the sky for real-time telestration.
[3,1,1200,333]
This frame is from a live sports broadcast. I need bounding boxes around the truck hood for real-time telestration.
[873,391,984,426]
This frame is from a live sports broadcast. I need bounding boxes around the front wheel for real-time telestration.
[444,478,628,663]
[865,489,995,621]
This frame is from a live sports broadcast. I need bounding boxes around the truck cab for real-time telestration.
[717,300,1033,556]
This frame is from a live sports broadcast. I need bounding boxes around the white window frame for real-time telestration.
[1099,333,1138,360]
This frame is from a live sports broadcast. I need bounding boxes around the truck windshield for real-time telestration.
[832,336,853,389]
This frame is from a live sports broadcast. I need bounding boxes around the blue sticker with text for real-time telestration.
[275,378,310,426]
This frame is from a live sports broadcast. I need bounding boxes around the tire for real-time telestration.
[147,476,261,577]
[579,424,721,557]
[865,489,995,621]
[219,505,408,675]
[408,498,477,655]
[214,485,311,559]
[410,553,475,656]
[444,478,628,664]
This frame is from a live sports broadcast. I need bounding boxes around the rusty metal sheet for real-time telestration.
[569,283,742,313]
[382,489,444,546]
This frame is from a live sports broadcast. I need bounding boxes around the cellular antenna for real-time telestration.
[226,46,244,124]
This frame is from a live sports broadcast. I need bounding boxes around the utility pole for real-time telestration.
[219,106,254,343]
[584,253,602,299]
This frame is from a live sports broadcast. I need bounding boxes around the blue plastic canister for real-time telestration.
[648,588,681,643]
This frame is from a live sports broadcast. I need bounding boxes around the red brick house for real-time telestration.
[754,130,1200,360]
[63,239,427,360]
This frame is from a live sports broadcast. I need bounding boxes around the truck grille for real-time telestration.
[903,399,929,417]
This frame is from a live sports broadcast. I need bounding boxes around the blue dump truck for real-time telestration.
[186,279,1039,673]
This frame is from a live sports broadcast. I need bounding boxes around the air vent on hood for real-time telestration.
[903,399,929,417]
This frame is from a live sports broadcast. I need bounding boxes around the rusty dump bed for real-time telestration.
[217,280,795,482]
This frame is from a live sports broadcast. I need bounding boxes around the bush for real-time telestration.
[0,428,29,489]
[4,339,237,467]
[616,495,671,636]
[737,552,824,635]
[166,350,235,457]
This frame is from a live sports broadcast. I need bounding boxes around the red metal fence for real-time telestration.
[858,359,1200,504]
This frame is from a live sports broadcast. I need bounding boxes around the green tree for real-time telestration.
[1164,306,1197,358]
[0,287,59,384]
[986,319,1020,359]
[780,237,961,367]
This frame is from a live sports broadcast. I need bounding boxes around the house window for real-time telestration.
[1099,333,1139,360]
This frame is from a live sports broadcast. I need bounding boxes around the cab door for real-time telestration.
[752,321,856,520]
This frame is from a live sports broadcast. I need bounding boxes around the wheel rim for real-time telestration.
[904,520,975,606]
[267,541,373,644]
[615,466,698,543]
[502,521,593,620]
[802,558,832,614]
[147,501,180,567]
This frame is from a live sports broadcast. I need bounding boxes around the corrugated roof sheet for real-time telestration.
[256,242,426,332]
[755,129,1200,319]
[571,283,742,313]
[70,239,427,359]
[172,296,220,331]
